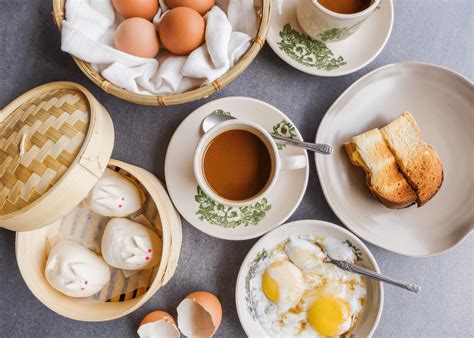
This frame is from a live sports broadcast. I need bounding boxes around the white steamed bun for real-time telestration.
[101,218,162,271]
[85,168,143,217]
[45,240,111,298]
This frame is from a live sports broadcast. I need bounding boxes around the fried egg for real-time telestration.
[248,235,366,337]
[262,260,305,311]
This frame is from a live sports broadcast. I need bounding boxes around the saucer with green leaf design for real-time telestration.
[267,0,393,76]
[164,97,309,240]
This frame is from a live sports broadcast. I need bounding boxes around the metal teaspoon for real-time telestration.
[201,114,333,155]
[314,241,421,293]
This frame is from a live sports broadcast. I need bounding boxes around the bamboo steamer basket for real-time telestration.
[0,82,182,321]
[51,0,271,106]
[0,82,114,231]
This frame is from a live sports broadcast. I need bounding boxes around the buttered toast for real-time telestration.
[345,129,417,209]
[380,112,443,206]
[345,112,443,208]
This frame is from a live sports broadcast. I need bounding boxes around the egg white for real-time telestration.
[248,235,367,337]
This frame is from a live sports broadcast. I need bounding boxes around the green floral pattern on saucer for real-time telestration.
[318,19,367,42]
[245,248,268,320]
[345,239,364,262]
[195,187,271,228]
[271,120,297,150]
[210,109,230,116]
[278,23,346,70]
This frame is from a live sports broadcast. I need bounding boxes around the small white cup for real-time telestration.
[194,120,307,207]
[297,0,380,42]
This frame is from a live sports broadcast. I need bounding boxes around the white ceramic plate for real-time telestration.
[236,220,383,337]
[267,0,393,76]
[316,62,474,256]
[165,97,309,240]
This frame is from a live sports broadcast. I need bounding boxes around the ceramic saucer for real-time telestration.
[235,220,383,337]
[316,62,474,256]
[165,97,309,240]
[267,0,393,76]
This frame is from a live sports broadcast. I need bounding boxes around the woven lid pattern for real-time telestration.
[0,89,90,215]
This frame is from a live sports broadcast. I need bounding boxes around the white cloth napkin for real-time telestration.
[61,0,258,95]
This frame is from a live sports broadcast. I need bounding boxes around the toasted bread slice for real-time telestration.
[345,129,417,209]
[380,112,443,206]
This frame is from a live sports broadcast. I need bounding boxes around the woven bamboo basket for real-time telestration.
[51,0,271,106]
[1,82,182,321]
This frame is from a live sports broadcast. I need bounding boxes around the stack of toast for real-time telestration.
[345,112,443,209]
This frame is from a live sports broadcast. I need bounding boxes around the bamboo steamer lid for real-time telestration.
[0,81,114,231]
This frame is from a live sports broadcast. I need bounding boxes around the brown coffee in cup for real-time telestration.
[203,129,272,201]
[318,0,372,14]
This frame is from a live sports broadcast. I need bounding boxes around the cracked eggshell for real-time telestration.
[138,311,180,338]
[177,291,222,337]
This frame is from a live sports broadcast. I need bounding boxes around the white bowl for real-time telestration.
[236,220,384,337]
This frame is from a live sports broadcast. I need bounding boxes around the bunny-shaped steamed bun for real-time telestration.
[45,241,111,298]
[85,168,143,217]
[101,218,163,271]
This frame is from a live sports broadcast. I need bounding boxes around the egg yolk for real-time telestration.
[262,270,279,303]
[308,296,351,336]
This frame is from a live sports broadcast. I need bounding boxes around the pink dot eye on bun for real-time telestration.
[114,18,160,58]
[158,7,206,56]
[112,0,159,20]
[165,0,215,15]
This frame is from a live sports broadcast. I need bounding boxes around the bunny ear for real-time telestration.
[45,255,58,271]
[70,263,89,280]
[99,184,121,196]
[64,280,83,291]
[121,236,153,265]
[133,235,151,253]
[94,197,117,209]
[121,250,133,260]
[125,254,146,264]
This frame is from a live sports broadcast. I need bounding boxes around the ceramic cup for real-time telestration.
[296,0,380,42]
[194,120,307,207]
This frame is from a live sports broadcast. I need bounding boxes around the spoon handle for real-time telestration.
[329,259,421,293]
[271,135,333,155]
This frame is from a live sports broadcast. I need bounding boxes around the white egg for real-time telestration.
[285,237,326,271]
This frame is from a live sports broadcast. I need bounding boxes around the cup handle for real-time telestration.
[280,155,307,170]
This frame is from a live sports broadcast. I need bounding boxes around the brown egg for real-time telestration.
[115,18,160,58]
[112,0,159,20]
[158,7,205,56]
[165,0,215,15]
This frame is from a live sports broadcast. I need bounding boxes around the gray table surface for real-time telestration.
[1,0,473,337]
